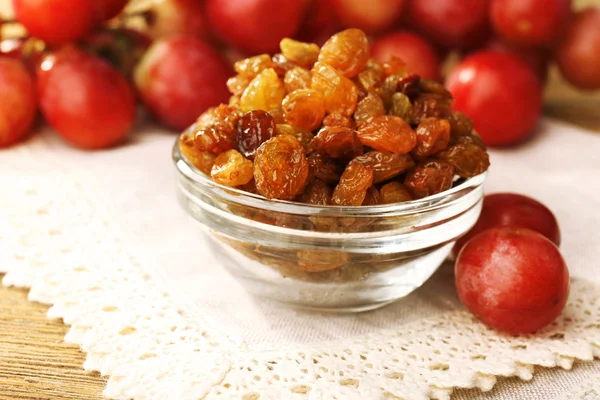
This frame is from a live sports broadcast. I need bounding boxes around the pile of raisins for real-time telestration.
[179,28,490,207]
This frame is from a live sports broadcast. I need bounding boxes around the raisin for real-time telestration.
[283,67,311,92]
[311,61,358,116]
[380,182,413,204]
[382,56,407,77]
[240,68,286,113]
[436,142,490,178]
[322,113,354,129]
[411,94,452,125]
[297,249,349,272]
[389,92,413,121]
[307,152,343,184]
[254,135,310,200]
[226,74,252,96]
[351,151,415,184]
[362,186,380,205]
[357,115,416,154]
[234,54,277,77]
[311,126,363,160]
[318,28,369,78]
[412,117,451,157]
[211,149,254,187]
[268,106,286,124]
[280,38,320,68]
[282,89,326,131]
[271,53,296,73]
[331,163,374,206]
[276,124,314,152]
[404,159,455,199]
[457,132,486,149]
[192,105,240,154]
[236,110,276,159]
[396,74,421,98]
[229,95,240,108]
[354,92,385,127]
[179,133,216,175]
[357,64,384,94]
[419,79,451,98]
[447,109,474,138]
[299,179,332,205]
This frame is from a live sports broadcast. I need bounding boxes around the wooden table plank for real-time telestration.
[0,276,106,400]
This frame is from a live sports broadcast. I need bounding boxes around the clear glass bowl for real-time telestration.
[173,143,486,312]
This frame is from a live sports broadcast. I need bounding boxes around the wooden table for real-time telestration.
[1,1,600,398]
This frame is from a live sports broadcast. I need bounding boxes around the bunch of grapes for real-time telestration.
[0,0,598,149]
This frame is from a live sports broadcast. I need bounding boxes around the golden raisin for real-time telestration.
[404,160,455,199]
[389,92,413,121]
[283,67,311,92]
[192,105,240,154]
[307,152,343,184]
[411,94,452,125]
[331,163,374,206]
[234,54,276,77]
[322,113,354,129]
[436,142,490,178]
[299,179,332,205]
[311,126,363,160]
[268,106,286,124]
[254,135,309,200]
[236,110,276,159]
[276,124,314,152]
[380,182,413,204]
[311,61,358,116]
[226,74,252,96]
[211,149,254,187]
[382,56,407,77]
[271,53,296,73]
[179,133,216,175]
[282,89,326,131]
[297,249,349,272]
[357,61,384,93]
[447,110,474,138]
[412,117,451,158]
[362,186,380,205]
[318,28,369,78]
[354,92,385,127]
[280,38,320,68]
[357,115,417,154]
[419,79,452,98]
[240,68,286,113]
[351,151,415,184]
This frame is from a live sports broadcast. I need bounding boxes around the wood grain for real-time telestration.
[0,0,599,399]
[0,275,106,400]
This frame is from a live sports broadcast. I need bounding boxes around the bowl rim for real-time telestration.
[173,138,488,216]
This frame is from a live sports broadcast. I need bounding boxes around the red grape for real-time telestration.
[454,193,561,255]
[146,0,210,40]
[0,58,36,148]
[556,8,600,90]
[490,0,572,47]
[99,0,128,20]
[13,0,102,44]
[331,0,406,34]
[37,47,136,149]
[456,227,570,334]
[485,38,549,83]
[371,31,441,81]
[445,51,542,147]
[405,0,491,50]
[206,0,307,54]
[297,0,341,46]
[134,36,232,131]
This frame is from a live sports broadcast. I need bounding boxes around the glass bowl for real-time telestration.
[173,142,486,312]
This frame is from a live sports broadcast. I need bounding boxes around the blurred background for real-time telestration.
[0,0,599,151]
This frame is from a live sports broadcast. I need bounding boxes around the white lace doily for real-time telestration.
[2,119,600,400]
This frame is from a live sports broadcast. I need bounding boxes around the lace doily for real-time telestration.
[1,121,599,400]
